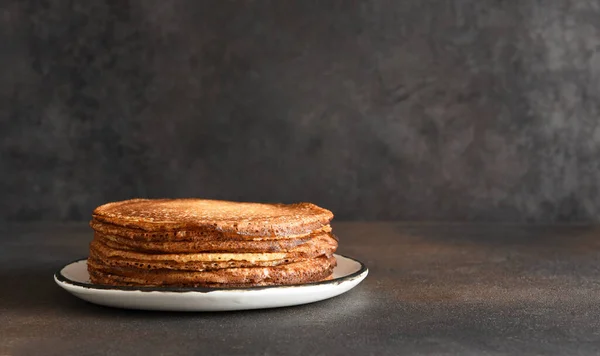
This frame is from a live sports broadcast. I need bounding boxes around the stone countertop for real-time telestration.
[2,223,600,355]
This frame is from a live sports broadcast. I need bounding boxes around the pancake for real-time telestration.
[92,199,334,236]
[95,231,337,253]
[88,255,337,287]
[94,232,313,253]
[89,218,332,242]
[87,198,338,288]
[89,233,337,271]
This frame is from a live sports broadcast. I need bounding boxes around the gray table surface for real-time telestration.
[2,223,600,355]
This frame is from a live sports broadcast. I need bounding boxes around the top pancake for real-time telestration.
[92,199,334,236]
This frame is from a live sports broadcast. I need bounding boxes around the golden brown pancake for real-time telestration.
[87,198,338,288]
[89,233,337,270]
[89,218,332,242]
[88,256,337,287]
[94,230,336,253]
[92,199,333,236]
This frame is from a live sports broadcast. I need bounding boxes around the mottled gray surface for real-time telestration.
[2,1,600,222]
[2,223,600,355]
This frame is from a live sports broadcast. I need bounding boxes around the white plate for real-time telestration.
[54,254,368,311]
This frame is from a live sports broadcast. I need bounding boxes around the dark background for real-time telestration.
[2,0,600,222]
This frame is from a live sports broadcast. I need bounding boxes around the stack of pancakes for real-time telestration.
[88,199,338,287]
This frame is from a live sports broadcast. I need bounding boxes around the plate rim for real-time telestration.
[54,253,368,293]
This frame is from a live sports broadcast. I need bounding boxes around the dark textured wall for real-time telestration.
[2,0,600,222]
